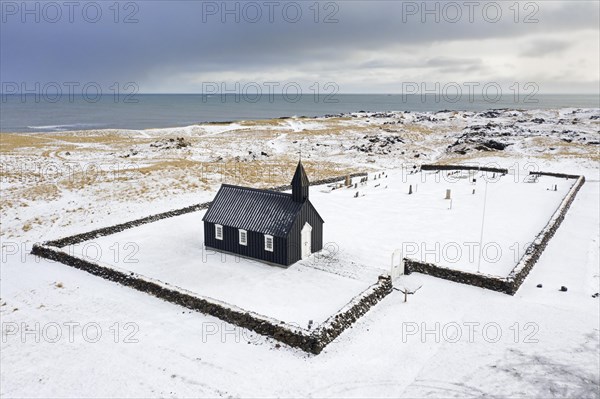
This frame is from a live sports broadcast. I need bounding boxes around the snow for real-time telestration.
[285,119,326,132]
[1,107,599,398]
[66,211,371,326]
[57,168,576,331]
[312,169,575,276]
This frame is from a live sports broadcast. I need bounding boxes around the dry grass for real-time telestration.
[19,183,61,202]
[44,131,135,145]
[19,216,45,233]
[440,145,599,165]
[526,137,599,161]
[401,124,437,137]
[2,115,596,233]
[0,133,55,152]
[183,158,361,188]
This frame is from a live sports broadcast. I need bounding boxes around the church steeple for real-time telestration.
[291,161,309,202]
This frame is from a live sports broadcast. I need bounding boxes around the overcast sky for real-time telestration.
[1,0,599,94]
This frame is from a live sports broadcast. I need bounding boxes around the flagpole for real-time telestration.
[477,179,488,273]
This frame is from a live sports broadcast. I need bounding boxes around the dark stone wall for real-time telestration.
[530,171,581,179]
[32,171,394,355]
[36,167,582,349]
[404,172,585,296]
[317,275,393,346]
[269,172,367,193]
[46,202,213,248]
[30,242,392,354]
[404,259,512,294]
[31,244,321,352]
[420,164,508,174]
[505,173,586,294]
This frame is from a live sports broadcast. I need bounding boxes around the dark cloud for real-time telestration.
[1,1,598,92]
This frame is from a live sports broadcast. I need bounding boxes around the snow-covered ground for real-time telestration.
[1,108,599,398]
[67,210,372,327]
[63,169,577,330]
[315,170,575,276]
[2,107,598,243]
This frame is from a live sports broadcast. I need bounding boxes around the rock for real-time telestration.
[536,284,542,288]
[560,286,568,292]
[150,137,191,150]
[481,140,510,151]
[478,110,502,118]
[592,293,599,298]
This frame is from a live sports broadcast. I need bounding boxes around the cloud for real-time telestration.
[520,39,571,57]
[1,1,598,93]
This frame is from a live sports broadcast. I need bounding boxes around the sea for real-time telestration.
[1,94,598,133]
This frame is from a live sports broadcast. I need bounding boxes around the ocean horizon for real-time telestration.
[1,93,598,133]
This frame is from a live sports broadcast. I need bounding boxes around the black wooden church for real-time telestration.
[203,161,324,266]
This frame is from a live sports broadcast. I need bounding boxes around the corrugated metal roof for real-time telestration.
[202,184,304,237]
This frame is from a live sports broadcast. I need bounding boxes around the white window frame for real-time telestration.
[239,229,248,246]
[264,234,274,252]
[215,224,223,240]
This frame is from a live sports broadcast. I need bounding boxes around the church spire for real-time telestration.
[291,160,309,202]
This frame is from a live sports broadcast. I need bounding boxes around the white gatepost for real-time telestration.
[390,249,404,280]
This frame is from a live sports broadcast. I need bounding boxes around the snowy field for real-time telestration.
[69,169,576,307]
[1,108,598,398]
[67,212,372,327]
[2,108,598,244]
[314,170,576,276]
[2,172,598,397]
[54,167,579,336]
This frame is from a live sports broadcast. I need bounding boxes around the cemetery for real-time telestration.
[31,164,584,352]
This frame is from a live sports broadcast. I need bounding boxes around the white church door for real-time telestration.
[301,223,312,259]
